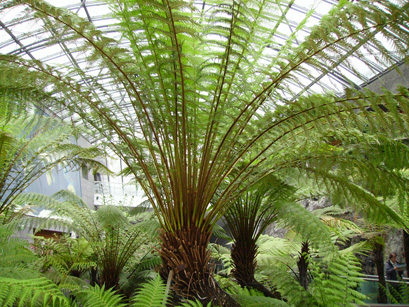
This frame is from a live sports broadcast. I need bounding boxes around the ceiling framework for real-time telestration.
[0,0,406,124]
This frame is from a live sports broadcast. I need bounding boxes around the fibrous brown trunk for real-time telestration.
[231,239,281,299]
[297,241,309,290]
[403,230,409,277]
[159,226,240,307]
[373,240,387,304]
[100,264,120,290]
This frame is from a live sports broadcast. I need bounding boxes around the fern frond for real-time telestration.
[233,294,289,307]
[79,284,126,307]
[0,276,71,307]
[131,274,169,307]
[277,200,335,255]
[308,252,367,306]
[212,223,232,242]
[178,298,213,307]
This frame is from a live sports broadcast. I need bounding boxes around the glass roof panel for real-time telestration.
[0,0,406,125]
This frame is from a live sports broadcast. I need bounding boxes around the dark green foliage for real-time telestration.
[122,253,163,293]
[308,253,367,306]
[131,274,213,307]
[264,251,367,306]
[384,282,409,304]
[32,235,95,293]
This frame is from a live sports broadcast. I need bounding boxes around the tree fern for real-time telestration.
[16,190,159,291]
[2,0,409,304]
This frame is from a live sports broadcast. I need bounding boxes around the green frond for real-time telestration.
[261,265,315,306]
[178,298,213,307]
[308,252,367,306]
[46,273,89,294]
[0,226,38,270]
[0,102,108,217]
[233,293,288,307]
[95,205,128,229]
[52,190,89,208]
[131,218,161,239]
[0,268,43,280]
[130,254,162,275]
[131,274,169,307]
[79,284,126,307]
[277,201,336,255]
[257,235,300,261]
[212,223,232,242]
[0,276,71,307]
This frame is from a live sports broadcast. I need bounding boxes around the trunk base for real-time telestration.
[159,227,241,306]
[242,279,282,299]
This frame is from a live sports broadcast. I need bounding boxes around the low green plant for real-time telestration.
[78,284,126,307]
[0,276,73,307]
[31,234,95,293]
[229,287,289,307]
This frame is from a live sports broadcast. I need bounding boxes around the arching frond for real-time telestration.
[2,0,409,304]
[0,104,109,218]
[0,276,71,307]
[131,274,168,307]
[1,0,409,232]
[79,284,126,307]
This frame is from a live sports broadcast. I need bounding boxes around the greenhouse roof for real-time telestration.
[0,0,407,133]
[1,1,405,98]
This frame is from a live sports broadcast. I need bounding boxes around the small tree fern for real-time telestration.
[16,190,160,291]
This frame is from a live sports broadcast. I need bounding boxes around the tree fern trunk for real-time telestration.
[373,241,387,304]
[231,239,258,287]
[90,267,98,286]
[159,227,240,307]
[297,241,309,290]
[231,239,281,299]
[403,230,409,278]
[100,266,120,291]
